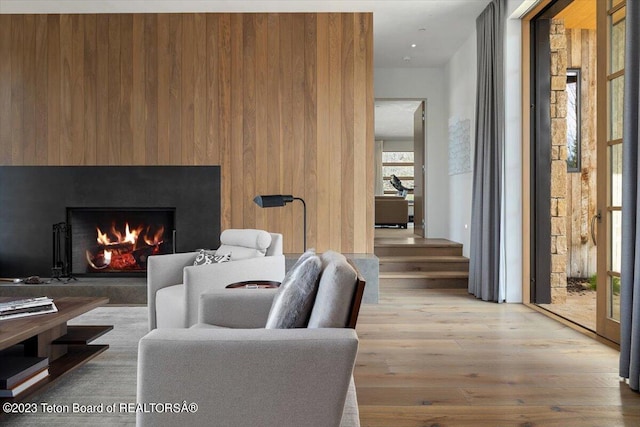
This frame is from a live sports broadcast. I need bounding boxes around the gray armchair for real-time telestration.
[137,250,365,427]
[147,229,285,329]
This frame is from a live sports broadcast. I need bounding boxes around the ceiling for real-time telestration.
[375,100,423,141]
[0,0,492,68]
[555,0,596,30]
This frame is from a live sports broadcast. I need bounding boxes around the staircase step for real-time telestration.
[378,255,469,272]
[379,271,469,289]
[375,244,462,257]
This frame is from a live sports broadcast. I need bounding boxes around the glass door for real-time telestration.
[596,0,625,343]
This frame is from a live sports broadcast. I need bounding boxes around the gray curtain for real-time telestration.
[620,0,640,391]
[468,0,505,302]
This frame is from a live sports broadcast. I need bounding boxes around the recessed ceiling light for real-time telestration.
[411,43,417,48]
[403,56,411,62]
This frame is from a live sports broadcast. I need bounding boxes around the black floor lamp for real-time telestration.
[253,195,307,251]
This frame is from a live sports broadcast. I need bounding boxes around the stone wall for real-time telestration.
[549,19,568,304]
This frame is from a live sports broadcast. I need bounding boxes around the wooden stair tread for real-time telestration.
[380,271,469,279]
[378,255,469,263]
[374,238,462,248]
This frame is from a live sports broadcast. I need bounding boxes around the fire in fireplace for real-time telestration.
[67,208,175,275]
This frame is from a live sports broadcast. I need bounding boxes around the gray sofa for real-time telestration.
[375,195,409,228]
[137,250,363,427]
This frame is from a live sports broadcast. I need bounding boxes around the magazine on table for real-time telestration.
[0,297,58,320]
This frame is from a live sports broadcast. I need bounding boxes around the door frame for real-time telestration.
[521,0,588,305]
[521,0,621,346]
[595,0,622,343]
[374,97,428,235]
[413,100,426,238]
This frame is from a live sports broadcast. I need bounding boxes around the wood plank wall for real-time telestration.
[0,13,374,254]
[565,28,597,278]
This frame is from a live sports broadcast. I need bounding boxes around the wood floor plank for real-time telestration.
[355,265,638,426]
[358,405,640,427]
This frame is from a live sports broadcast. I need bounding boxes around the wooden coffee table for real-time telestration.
[0,297,112,403]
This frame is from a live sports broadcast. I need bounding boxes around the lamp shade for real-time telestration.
[253,194,306,250]
[253,195,294,208]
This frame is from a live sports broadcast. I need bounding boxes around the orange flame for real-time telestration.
[144,225,165,246]
[96,222,143,247]
[96,227,111,245]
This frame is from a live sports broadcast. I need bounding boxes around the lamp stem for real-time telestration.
[293,197,307,251]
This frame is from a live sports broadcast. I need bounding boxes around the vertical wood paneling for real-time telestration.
[107,15,121,164]
[23,15,36,164]
[11,16,24,164]
[131,15,146,164]
[230,14,244,229]
[0,15,13,164]
[217,14,232,227]
[181,14,195,165]
[328,13,343,251]
[0,12,374,254]
[566,28,597,277]
[304,14,318,251]
[193,14,207,166]
[341,14,355,253]
[291,15,306,253]
[119,15,133,165]
[156,14,170,164]
[255,14,269,231]
[144,14,158,165]
[84,14,97,165]
[242,14,256,228]
[364,13,374,253]
[353,14,368,252]
[59,15,72,163]
[168,15,182,165]
[316,14,331,251]
[265,15,281,233]
[279,14,294,252]
[95,15,109,164]
[47,15,61,165]
[71,15,85,165]
[206,14,220,167]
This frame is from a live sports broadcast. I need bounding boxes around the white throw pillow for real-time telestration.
[193,249,231,266]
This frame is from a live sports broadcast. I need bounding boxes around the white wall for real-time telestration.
[383,139,413,152]
[502,0,524,302]
[374,68,449,237]
[444,31,476,258]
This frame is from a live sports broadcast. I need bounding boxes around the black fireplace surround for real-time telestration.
[0,166,221,278]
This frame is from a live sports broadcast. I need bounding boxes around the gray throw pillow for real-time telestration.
[307,251,358,328]
[290,248,316,270]
[265,255,322,329]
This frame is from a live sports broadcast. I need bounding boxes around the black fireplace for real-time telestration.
[0,166,221,278]
[67,208,176,275]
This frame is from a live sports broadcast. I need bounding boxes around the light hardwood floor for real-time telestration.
[356,228,640,426]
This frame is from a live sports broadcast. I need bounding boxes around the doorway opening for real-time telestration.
[374,99,426,237]
[530,0,625,344]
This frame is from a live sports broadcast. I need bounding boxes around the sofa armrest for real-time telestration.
[183,254,285,326]
[199,289,277,328]
[147,252,198,330]
[137,328,358,427]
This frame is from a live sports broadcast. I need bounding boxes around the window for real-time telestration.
[382,152,414,200]
[566,68,581,172]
